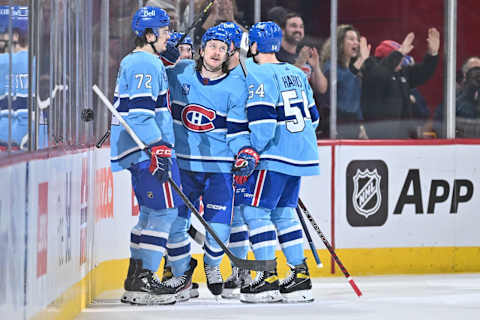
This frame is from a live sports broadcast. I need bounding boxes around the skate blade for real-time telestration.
[149,293,176,305]
[190,288,200,299]
[240,290,283,303]
[121,291,150,305]
[221,288,240,299]
[281,290,314,303]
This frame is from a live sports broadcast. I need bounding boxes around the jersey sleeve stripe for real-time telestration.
[247,104,277,122]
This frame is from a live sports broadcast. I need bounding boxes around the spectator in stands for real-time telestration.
[360,28,440,139]
[320,24,370,138]
[457,56,480,92]
[193,0,246,48]
[455,66,480,137]
[276,12,304,65]
[266,6,288,27]
[294,37,327,96]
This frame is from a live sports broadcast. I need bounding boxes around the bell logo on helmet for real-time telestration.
[143,9,156,17]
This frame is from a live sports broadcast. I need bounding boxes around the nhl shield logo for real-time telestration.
[352,168,382,218]
[182,83,190,95]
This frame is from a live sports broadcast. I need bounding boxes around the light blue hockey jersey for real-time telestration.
[167,59,250,173]
[246,60,320,176]
[11,50,32,146]
[110,51,174,172]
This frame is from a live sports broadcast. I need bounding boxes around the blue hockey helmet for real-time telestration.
[169,32,193,47]
[12,6,28,33]
[201,25,231,49]
[131,6,170,37]
[249,21,282,53]
[217,22,242,49]
[0,6,9,33]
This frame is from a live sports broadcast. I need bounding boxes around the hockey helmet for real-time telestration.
[218,22,242,49]
[169,32,193,47]
[0,6,9,33]
[201,25,231,49]
[249,21,282,53]
[131,6,170,37]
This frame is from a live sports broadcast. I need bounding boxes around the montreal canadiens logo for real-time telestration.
[181,104,216,132]
[352,168,382,218]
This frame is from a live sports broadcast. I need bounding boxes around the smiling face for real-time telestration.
[284,16,304,45]
[343,30,359,60]
[201,39,229,70]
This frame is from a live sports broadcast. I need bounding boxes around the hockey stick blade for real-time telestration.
[298,198,362,297]
[93,84,275,272]
[188,224,205,246]
[239,32,249,77]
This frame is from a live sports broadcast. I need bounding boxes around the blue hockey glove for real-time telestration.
[148,142,172,184]
[160,41,180,66]
[232,147,259,184]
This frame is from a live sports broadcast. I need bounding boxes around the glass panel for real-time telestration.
[332,0,444,139]
[452,2,480,138]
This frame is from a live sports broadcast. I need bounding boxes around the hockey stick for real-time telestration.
[238,32,249,77]
[297,198,362,297]
[93,84,275,272]
[295,206,323,268]
[176,0,215,46]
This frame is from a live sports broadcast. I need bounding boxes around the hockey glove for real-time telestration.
[148,142,172,184]
[160,41,180,66]
[232,147,260,185]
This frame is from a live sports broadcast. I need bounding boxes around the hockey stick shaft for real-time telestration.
[295,206,322,268]
[93,84,275,271]
[177,0,215,46]
[298,198,362,297]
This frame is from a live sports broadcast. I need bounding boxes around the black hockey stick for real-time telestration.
[176,0,215,46]
[297,198,362,297]
[93,84,275,272]
[295,206,322,268]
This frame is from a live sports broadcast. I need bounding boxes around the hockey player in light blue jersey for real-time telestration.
[237,21,320,304]
[111,7,196,306]
[165,25,257,298]
[212,21,253,299]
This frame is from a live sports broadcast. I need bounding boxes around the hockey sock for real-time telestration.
[272,207,305,266]
[228,206,249,259]
[167,215,192,277]
[130,209,149,261]
[204,222,230,266]
[138,207,177,271]
[243,206,277,261]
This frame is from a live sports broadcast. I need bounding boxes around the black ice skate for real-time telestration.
[221,266,252,299]
[121,259,176,305]
[279,261,314,303]
[163,260,200,299]
[163,258,198,302]
[204,263,223,297]
[240,270,283,303]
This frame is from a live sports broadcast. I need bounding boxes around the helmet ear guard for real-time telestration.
[248,21,282,53]
[131,6,170,37]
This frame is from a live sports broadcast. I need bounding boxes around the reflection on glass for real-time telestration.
[0,6,10,152]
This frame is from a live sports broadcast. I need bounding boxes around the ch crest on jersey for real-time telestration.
[181,104,216,132]
[182,83,190,95]
[352,169,382,218]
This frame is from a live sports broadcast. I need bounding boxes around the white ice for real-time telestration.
[76,273,480,320]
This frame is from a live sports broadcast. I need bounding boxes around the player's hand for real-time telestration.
[149,142,172,183]
[232,147,259,184]
[160,41,180,66]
